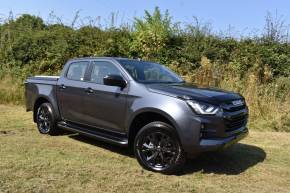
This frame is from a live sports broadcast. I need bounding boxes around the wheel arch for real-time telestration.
[127,108,181,148]
[33,96,59,122]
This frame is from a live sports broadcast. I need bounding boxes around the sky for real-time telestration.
[0,0,289,35]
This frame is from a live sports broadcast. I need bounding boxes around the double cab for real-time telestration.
[25,57,249,173]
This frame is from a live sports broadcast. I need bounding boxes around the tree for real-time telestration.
[262,11,289,43]
[131,7,172,61]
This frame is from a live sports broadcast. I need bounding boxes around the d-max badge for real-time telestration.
[232,100,244,106]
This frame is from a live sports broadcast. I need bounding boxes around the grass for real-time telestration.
[1,105,290,193]
[0,76,24,105]
[187,57,290,132]
[1,62,290,132]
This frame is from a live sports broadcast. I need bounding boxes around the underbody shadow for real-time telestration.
[68,134,266,175]
[180,143,266,175]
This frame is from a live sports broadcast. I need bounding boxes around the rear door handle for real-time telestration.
[85,87,94,94]
[59,84,66,89]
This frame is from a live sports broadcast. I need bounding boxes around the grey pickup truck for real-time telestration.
[25,57,249,173]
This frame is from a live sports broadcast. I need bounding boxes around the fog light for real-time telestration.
[200,123,205,138]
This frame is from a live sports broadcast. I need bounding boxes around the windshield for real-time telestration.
[117,59,184,83]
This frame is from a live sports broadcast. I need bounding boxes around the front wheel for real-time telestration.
[36,103,59,135]
[134,121,185,174]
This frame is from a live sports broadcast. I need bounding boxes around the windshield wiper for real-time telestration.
[137,80,185,84]
[158,81,185,84]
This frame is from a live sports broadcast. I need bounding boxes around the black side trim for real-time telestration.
[57,122,128,147]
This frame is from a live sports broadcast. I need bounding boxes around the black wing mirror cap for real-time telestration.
[103,74,127,89]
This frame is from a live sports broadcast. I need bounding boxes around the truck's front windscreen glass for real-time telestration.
[118,60,184,84]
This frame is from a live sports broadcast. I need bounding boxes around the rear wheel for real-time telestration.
[134,121,185,174]
[36,103,59,135]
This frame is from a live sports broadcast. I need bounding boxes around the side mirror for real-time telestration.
[103,74,127,89]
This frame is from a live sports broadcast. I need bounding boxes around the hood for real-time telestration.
[146,83,243,105]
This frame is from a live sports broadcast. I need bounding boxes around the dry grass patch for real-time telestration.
[0,105,290,193]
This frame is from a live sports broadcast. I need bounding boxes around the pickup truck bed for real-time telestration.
[25,76,59,112]
[26,75,59,82]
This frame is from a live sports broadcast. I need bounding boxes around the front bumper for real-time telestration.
[199,127,249,152]
[175,104,249,157]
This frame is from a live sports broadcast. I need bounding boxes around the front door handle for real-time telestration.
[59,84,66,89]
[85,87,94,94]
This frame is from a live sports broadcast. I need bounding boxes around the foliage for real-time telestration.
[131,7,172,62]
[0,8,289,131]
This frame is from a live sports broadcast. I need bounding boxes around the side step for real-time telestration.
[57,122,128,147]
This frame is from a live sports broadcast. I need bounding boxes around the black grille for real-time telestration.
[225,104,246,112]
[224,113,248,132]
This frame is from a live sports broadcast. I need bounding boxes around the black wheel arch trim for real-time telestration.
[33,95,60,122]
[127,108,183,145]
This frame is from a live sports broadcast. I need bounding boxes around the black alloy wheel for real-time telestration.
[36,103,58,135]
[134,121,185,174]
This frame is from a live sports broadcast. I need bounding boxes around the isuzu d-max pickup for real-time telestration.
[25,57,248,173]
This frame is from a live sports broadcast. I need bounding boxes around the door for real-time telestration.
[57,61,90,124]
[83,60,128,132]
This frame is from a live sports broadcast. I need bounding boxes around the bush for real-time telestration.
[0,8,289,132]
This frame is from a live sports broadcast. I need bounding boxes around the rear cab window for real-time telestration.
[66,61,89,81]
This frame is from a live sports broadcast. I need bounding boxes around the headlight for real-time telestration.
[186,100,220,115]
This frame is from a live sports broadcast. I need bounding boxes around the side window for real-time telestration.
[66,62,89,81]
[90,61,121,84]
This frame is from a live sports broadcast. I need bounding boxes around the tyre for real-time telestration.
[36,102,59,135]
[134,121,185,174]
